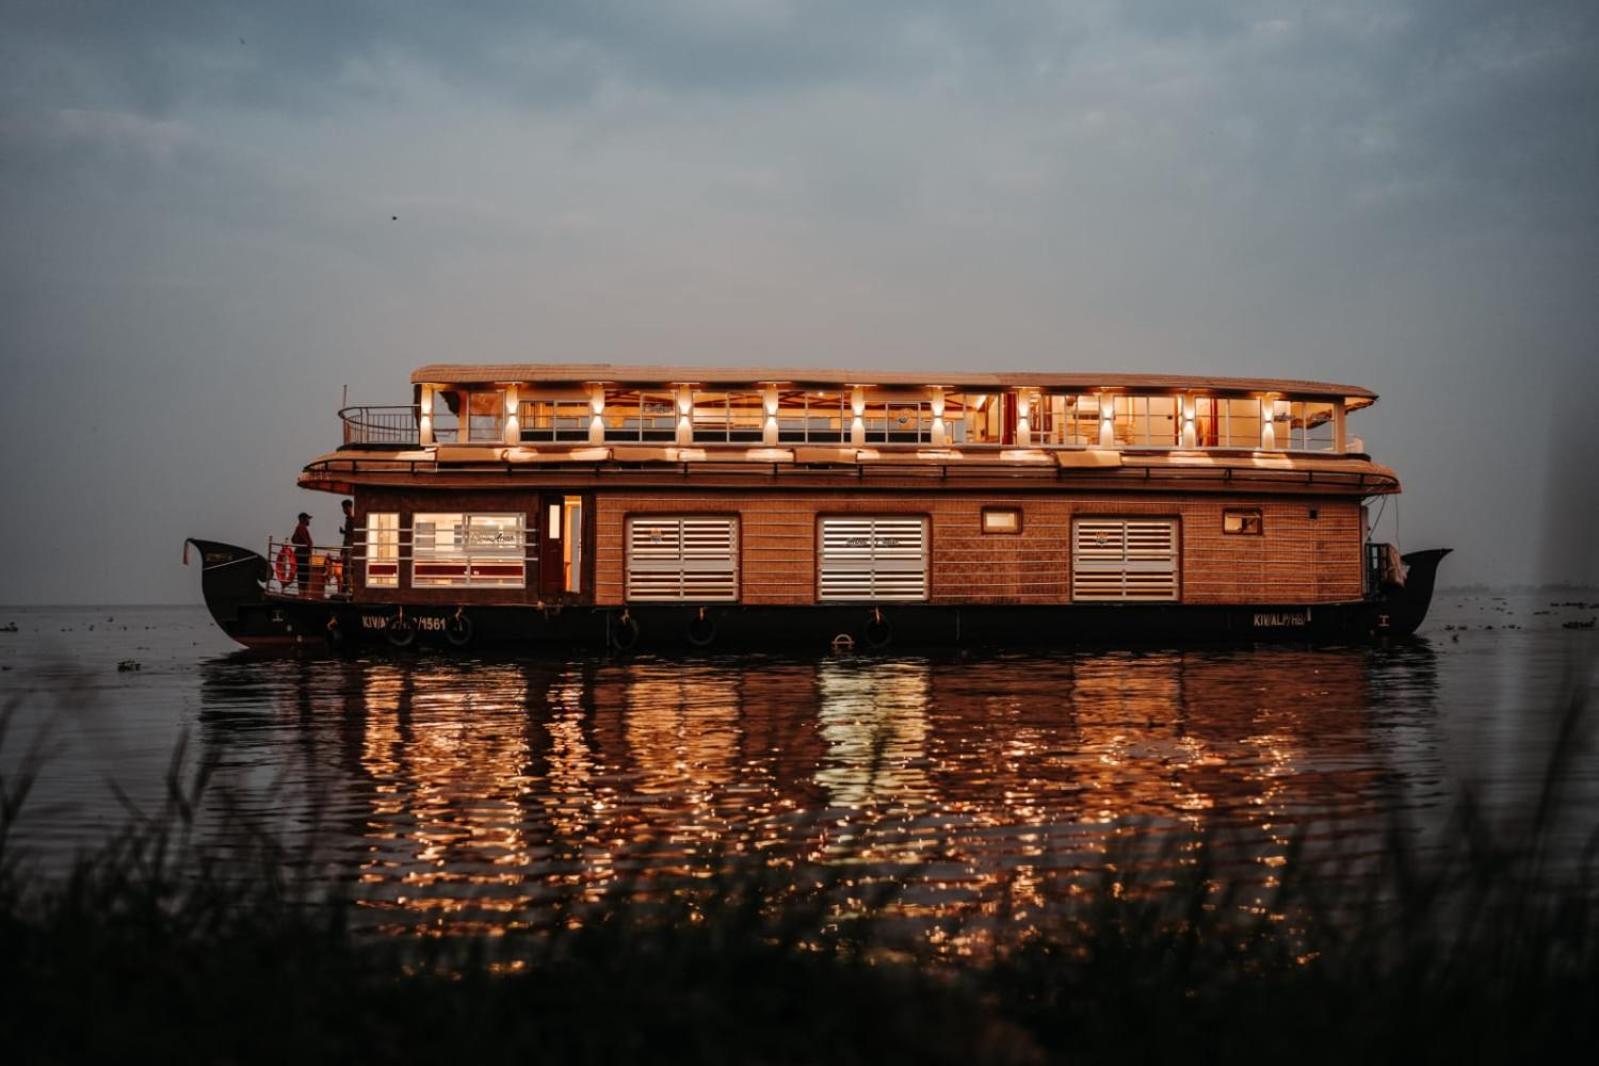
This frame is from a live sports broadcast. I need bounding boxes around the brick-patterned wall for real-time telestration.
[1069,496,1363,604]
[594,492,1363,607]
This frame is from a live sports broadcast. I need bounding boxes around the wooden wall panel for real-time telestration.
[594,493,1363,607]
[345,486,1362,607]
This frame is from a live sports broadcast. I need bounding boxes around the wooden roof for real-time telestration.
[410,363,1377,405]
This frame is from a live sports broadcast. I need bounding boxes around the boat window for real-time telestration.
[862,399,932,444]
[467,391,505,442]
[690,392,766,443]
[519,398,590,442]
[776,391,848,443]
[981,508,1022,534]
[625,516,739,601]
[430,389,460,443]
[691,392,730,441]
[364,513,399,587]
[1222,509,1263,535]
[817,516,928,601]
[1072,518,1179,601]
[1194,397,1264,449]
[953,394,1003,444]
[1111,396,1180,447]
[1275,400,1336,451]
[1037,395,1099,446]
[412,512,528,588]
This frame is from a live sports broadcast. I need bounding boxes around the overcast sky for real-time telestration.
[1,0,1595,603]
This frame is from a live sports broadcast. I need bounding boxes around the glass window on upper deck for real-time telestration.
[1268,400,1337,451]
[467,390,505,442]
[1037,395,1100,445]
[775,391,848,443]
[519,397,590,442]
[599,389,678,442]
[691,392,765,443]
[946,394,1003,444]
[1194,397,1264,449]
[862,396,932,444]
[430,388,461,443]
[1110,396,1180,447]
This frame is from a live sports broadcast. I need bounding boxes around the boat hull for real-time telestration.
[188,540,1450,653]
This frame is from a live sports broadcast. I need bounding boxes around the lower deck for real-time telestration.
[311,489,1370,609]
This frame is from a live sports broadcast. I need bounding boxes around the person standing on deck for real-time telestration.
[338,499,356,593]
[291,512,313,594]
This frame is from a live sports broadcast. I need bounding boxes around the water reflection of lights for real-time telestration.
[815,659,933,810]
[196,645,1425,942]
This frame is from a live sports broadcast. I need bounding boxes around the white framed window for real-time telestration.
[1072,518,1179,601]
[625,516,739,601]
[413,512,527,588]
[1269,400,1337,451]
[364,512,399,587]
[1223,509,1263,535]
[818,516,928,601]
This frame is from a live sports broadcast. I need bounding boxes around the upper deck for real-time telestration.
[304,364,1398,496]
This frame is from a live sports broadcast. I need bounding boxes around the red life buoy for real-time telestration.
[275,544,297,584]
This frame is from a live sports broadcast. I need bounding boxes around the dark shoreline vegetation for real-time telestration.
[3,690,1597,1064]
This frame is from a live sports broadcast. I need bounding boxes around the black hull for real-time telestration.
[188,540,1450,654]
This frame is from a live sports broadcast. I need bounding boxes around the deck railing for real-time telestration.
[266,538,354,599]
[341,405,420,446]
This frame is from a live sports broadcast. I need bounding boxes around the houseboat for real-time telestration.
[187,364,1448,652]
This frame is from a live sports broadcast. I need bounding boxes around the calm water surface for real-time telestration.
[3,596,1595,939]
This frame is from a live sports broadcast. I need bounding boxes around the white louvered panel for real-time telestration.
[1072,518,1178,602]
[626,516,738,602]
[818,516,928,601]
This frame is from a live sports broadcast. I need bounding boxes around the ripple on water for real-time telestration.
[1,601,1595,941]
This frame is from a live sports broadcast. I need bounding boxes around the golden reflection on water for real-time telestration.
[202,646,1432,940]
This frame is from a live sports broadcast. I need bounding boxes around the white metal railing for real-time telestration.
[265,538,355,599]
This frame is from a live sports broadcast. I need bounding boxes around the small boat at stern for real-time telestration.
[189,364,1448,653]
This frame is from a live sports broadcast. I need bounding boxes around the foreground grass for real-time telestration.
[3,701,1597,1064]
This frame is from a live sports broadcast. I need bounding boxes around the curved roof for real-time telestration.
[411,363,1377,407]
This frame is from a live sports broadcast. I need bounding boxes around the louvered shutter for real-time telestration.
[818,516,928,601]
[1072,519,1179,601]
[626,517,739,601]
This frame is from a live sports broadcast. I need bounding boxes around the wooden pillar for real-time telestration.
[588,384,606,444]
[503,384,520,445]
[676,386,694,445]
[419,384,435,445]
[762,386,779,446]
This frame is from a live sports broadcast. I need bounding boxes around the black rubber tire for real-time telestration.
[864,617,892,650]
[444,614,473,648]
[686,614,716,647]
[612,614,641,651]
[386,618,417,648]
